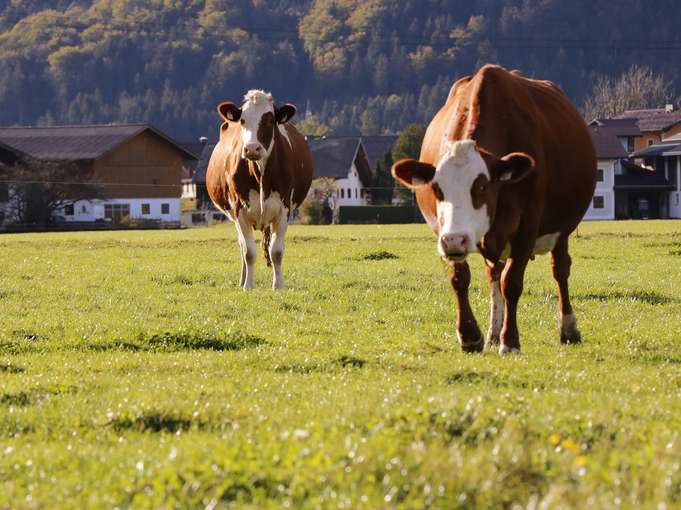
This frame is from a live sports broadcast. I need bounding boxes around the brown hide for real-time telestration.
[206,121,313,223]
[417,65,597,254]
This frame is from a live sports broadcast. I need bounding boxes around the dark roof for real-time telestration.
[589,125,628,159]
[0,124,199,161]
[615,161,674,190]
[616,108,681,132]
[588,118,641,137]
[192,142,216,184]
[308,137,372,186]
[631,135,681,158]
[358,135,398,168]
[0,140,23,166]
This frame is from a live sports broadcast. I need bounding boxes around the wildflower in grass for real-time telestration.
[561,438,580,455]
[549,433,561,446]
[574,455,588,466]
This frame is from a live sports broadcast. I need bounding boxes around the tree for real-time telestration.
[0,158,105,226]
[296,115,331,137]
[298,177,336,224]
[391,123,426,204]
[583,65,679,121]
[370,152,394,205]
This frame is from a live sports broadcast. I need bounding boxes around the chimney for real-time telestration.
[665,104,674,112]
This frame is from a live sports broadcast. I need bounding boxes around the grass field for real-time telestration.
[1,221,680,509]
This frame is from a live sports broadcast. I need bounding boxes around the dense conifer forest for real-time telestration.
[1,1,680,138]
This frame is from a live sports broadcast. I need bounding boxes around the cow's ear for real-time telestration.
[218,102,242,122]
[495,152,535,184]
[275,104,296,124]
[391,159,436,188]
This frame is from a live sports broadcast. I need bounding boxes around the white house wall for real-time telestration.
[583,158,615,220]
[335,163,367,206]
[61,198,181,223]
[669,155,681,218]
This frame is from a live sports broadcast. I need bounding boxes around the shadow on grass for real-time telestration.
[89,332,266,353]
[0,363,25,374]
[12,330,46,342]
[573,290,677,305]
[273,355,367,374]
[108,412,194,433]
[150,273,217,287]
[361,250,399,261]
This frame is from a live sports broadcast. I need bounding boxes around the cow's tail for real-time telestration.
[262,226,272,267]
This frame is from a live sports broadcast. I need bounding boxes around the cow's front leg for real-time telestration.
[499,240,533,354]
[269,209,288,290]
[551,235,581,344]
[450,261,484,353]
[485,261,505,349]
[237,215,257,290]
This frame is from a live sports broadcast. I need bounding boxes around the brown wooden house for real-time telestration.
[0,124,198,225]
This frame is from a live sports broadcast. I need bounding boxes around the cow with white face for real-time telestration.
[392,65,596,355]
[206,90,313,290]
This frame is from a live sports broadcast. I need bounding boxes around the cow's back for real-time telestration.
[419,65,596,235]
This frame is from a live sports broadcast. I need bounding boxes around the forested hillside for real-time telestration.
[1,0,680,139]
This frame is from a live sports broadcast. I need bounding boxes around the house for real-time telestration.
[616,106,681,152]
[587,123,675,220]
[631,134,681,218]
[308,137,373,207]
[179,137,208,201]
[0,124,197,226]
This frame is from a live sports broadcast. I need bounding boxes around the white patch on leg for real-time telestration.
[533,232,560,256]
[237,214,257,290]
[269,207,289,290]
[487,280,504,345]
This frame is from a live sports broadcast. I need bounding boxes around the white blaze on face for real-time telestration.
[434,140,490,258]
[240,90,275,158]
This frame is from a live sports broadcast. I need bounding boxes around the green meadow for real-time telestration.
[1,221,680,509]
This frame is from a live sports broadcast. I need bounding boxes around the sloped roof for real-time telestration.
[589,125,628,159]
[308,137,372,186]
[616,108,681,132]
[589,118,641,137]
[0,124,199,161]
[358,135,398,168]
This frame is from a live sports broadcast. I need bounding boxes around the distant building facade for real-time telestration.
[0,124,197,226]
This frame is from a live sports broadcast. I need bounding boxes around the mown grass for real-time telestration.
[0,221,680,509]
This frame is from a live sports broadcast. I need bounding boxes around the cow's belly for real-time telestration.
[241,189,287,229]
[498,232,560,261]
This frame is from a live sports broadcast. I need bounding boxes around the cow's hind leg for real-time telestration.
[269,209,288,290]
[237,215,257,290]
[551,235,581,344]
[450,261,484,353]
[485,261,505,349]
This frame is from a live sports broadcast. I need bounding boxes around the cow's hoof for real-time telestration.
[560,328,582,345]
[499,345,521,355]
[458,333,484,353]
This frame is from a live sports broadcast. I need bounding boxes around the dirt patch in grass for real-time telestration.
[88,332,265,353]
[574,290,677,305]
[337,355,366,368]
[361,251,399,261]
[0,363,25,373]
[108,412,194,433]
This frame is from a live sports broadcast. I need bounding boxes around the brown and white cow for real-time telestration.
[207,90,313,289]
[392,65,596,354]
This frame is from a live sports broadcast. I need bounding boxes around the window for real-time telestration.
[627,137,635,153]
[355,188,358,198]
[81,205,87,214]
[648,140,654,147]
[64,204,74,216]
[596,169,604,182]
[104,203,130,223]
[161,203,170,215]
[360,189,365,199]
[675,193,679,206]
[347,188,351,198]
[141,203,151,215]
[593,195,604,209]
[191,213,205,224]
[340,189,345,199]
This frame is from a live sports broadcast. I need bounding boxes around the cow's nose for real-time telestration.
[244,144,262,159]
[440,233,470,258]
